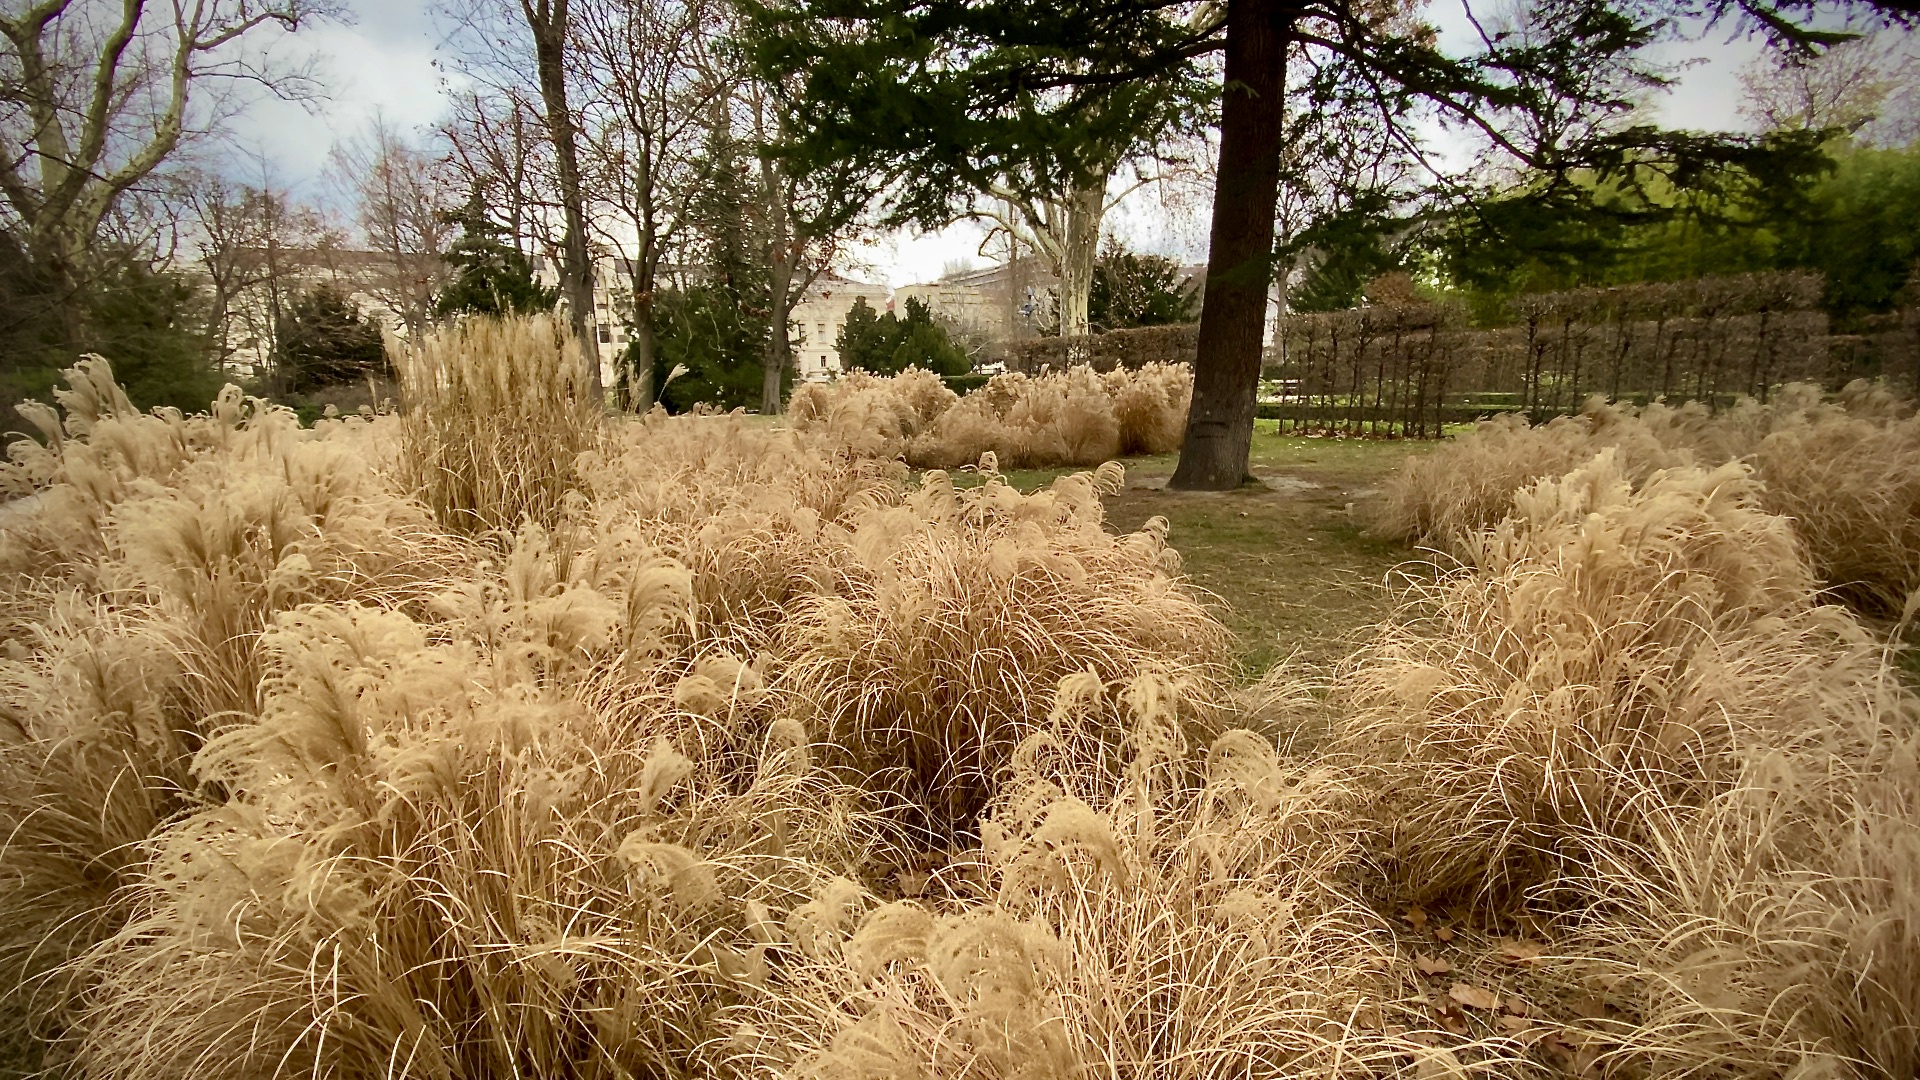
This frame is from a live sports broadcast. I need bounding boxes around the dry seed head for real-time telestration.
[616,838,722,911]
[787,875,867,959]
[845,901,935,980]
[636,738,695,817]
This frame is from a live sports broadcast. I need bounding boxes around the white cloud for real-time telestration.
[218,0,458,197]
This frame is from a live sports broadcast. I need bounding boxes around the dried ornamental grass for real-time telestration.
[1752,406,1920,615]
[65,590,886,1080]
[1370,382,1920,621]
[789,364,1193,470]
[580,410,903,640]
[1338,452,1885,907]
[735,677,1477,1080]
[787,367,957,461]
[392,313,603,535]
[777,462,1232,839]
[1553,647,1920,1079]
[1367,400,1683,550]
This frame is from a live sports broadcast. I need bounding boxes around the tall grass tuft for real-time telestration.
[1338,451,1888,907]
[1370,382,1920,617]
[66,591,886,1079]
[578,410,903,639]
[777,461,1231,840]
[788,363,1193,470]
[786,367,957,461]
[734,678,1463,1080]
[392,314,604,535]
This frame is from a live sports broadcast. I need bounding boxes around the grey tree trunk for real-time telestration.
[525,0,605,403]
[1056,180,1104,339]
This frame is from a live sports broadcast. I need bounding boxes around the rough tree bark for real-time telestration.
[988,175,1108,340]
[522,0,604,402]
[1170,0,1295,490]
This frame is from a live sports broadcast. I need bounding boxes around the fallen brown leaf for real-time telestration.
[1433,925,1456,943]
[1498,1014,1530,1032]
[1414,952,1451,975]
[1405,905,1430,931]
[1448,982,1502,1011]
[1572,994,1612,1019]
[1496,938,1546,966]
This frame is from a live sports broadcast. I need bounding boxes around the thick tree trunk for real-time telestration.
[1056,181,1104,339]
[1170,0,1294,490]
[628,291,657,410]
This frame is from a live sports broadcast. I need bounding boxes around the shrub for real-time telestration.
[271,282,388,394]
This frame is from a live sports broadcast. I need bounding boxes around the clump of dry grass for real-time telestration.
[788,364,1193,470]
[0,361,473,1067]
[1370,382,1920,617]
[0,597,192,1070]
[0,355,1254,1076]
[1338,451,1887,908]
[1367,399,1684,549]
[732,677,1473,1080]
[777,461,1232,840]
[787,367,957,460]
[578,410,903,639]
[64,580,887,1080]
[391,314,604,535]
[1752,407,1920,614]
[908,364,1192,469]
[1341,431,1920,1075]
[1533,636,1920,1079]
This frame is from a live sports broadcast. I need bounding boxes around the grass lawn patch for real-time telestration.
[930,422,1445,676]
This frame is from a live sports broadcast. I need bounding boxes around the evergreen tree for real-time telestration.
[836,296,969,376]
[1088,246,1200,330]
[746,0,1914,488]
[433,197,558,319]
[0,232,222,414]
[649,112,780,412]
[835,296,887,371]
[274,283,389,394]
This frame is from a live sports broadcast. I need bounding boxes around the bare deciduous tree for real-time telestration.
[442,89,550,257]
[1739,24,1920,149]
[176,166,340,374]
[442,0,603,399]
[0,0,334,343]
[573,0,723,408]
[328,120,458,336]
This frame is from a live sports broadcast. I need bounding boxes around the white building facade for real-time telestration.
[789,273,893,380]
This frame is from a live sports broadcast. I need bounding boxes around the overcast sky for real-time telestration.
[225,0,1784,289]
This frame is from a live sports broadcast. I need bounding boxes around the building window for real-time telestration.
[598,327,611,343]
